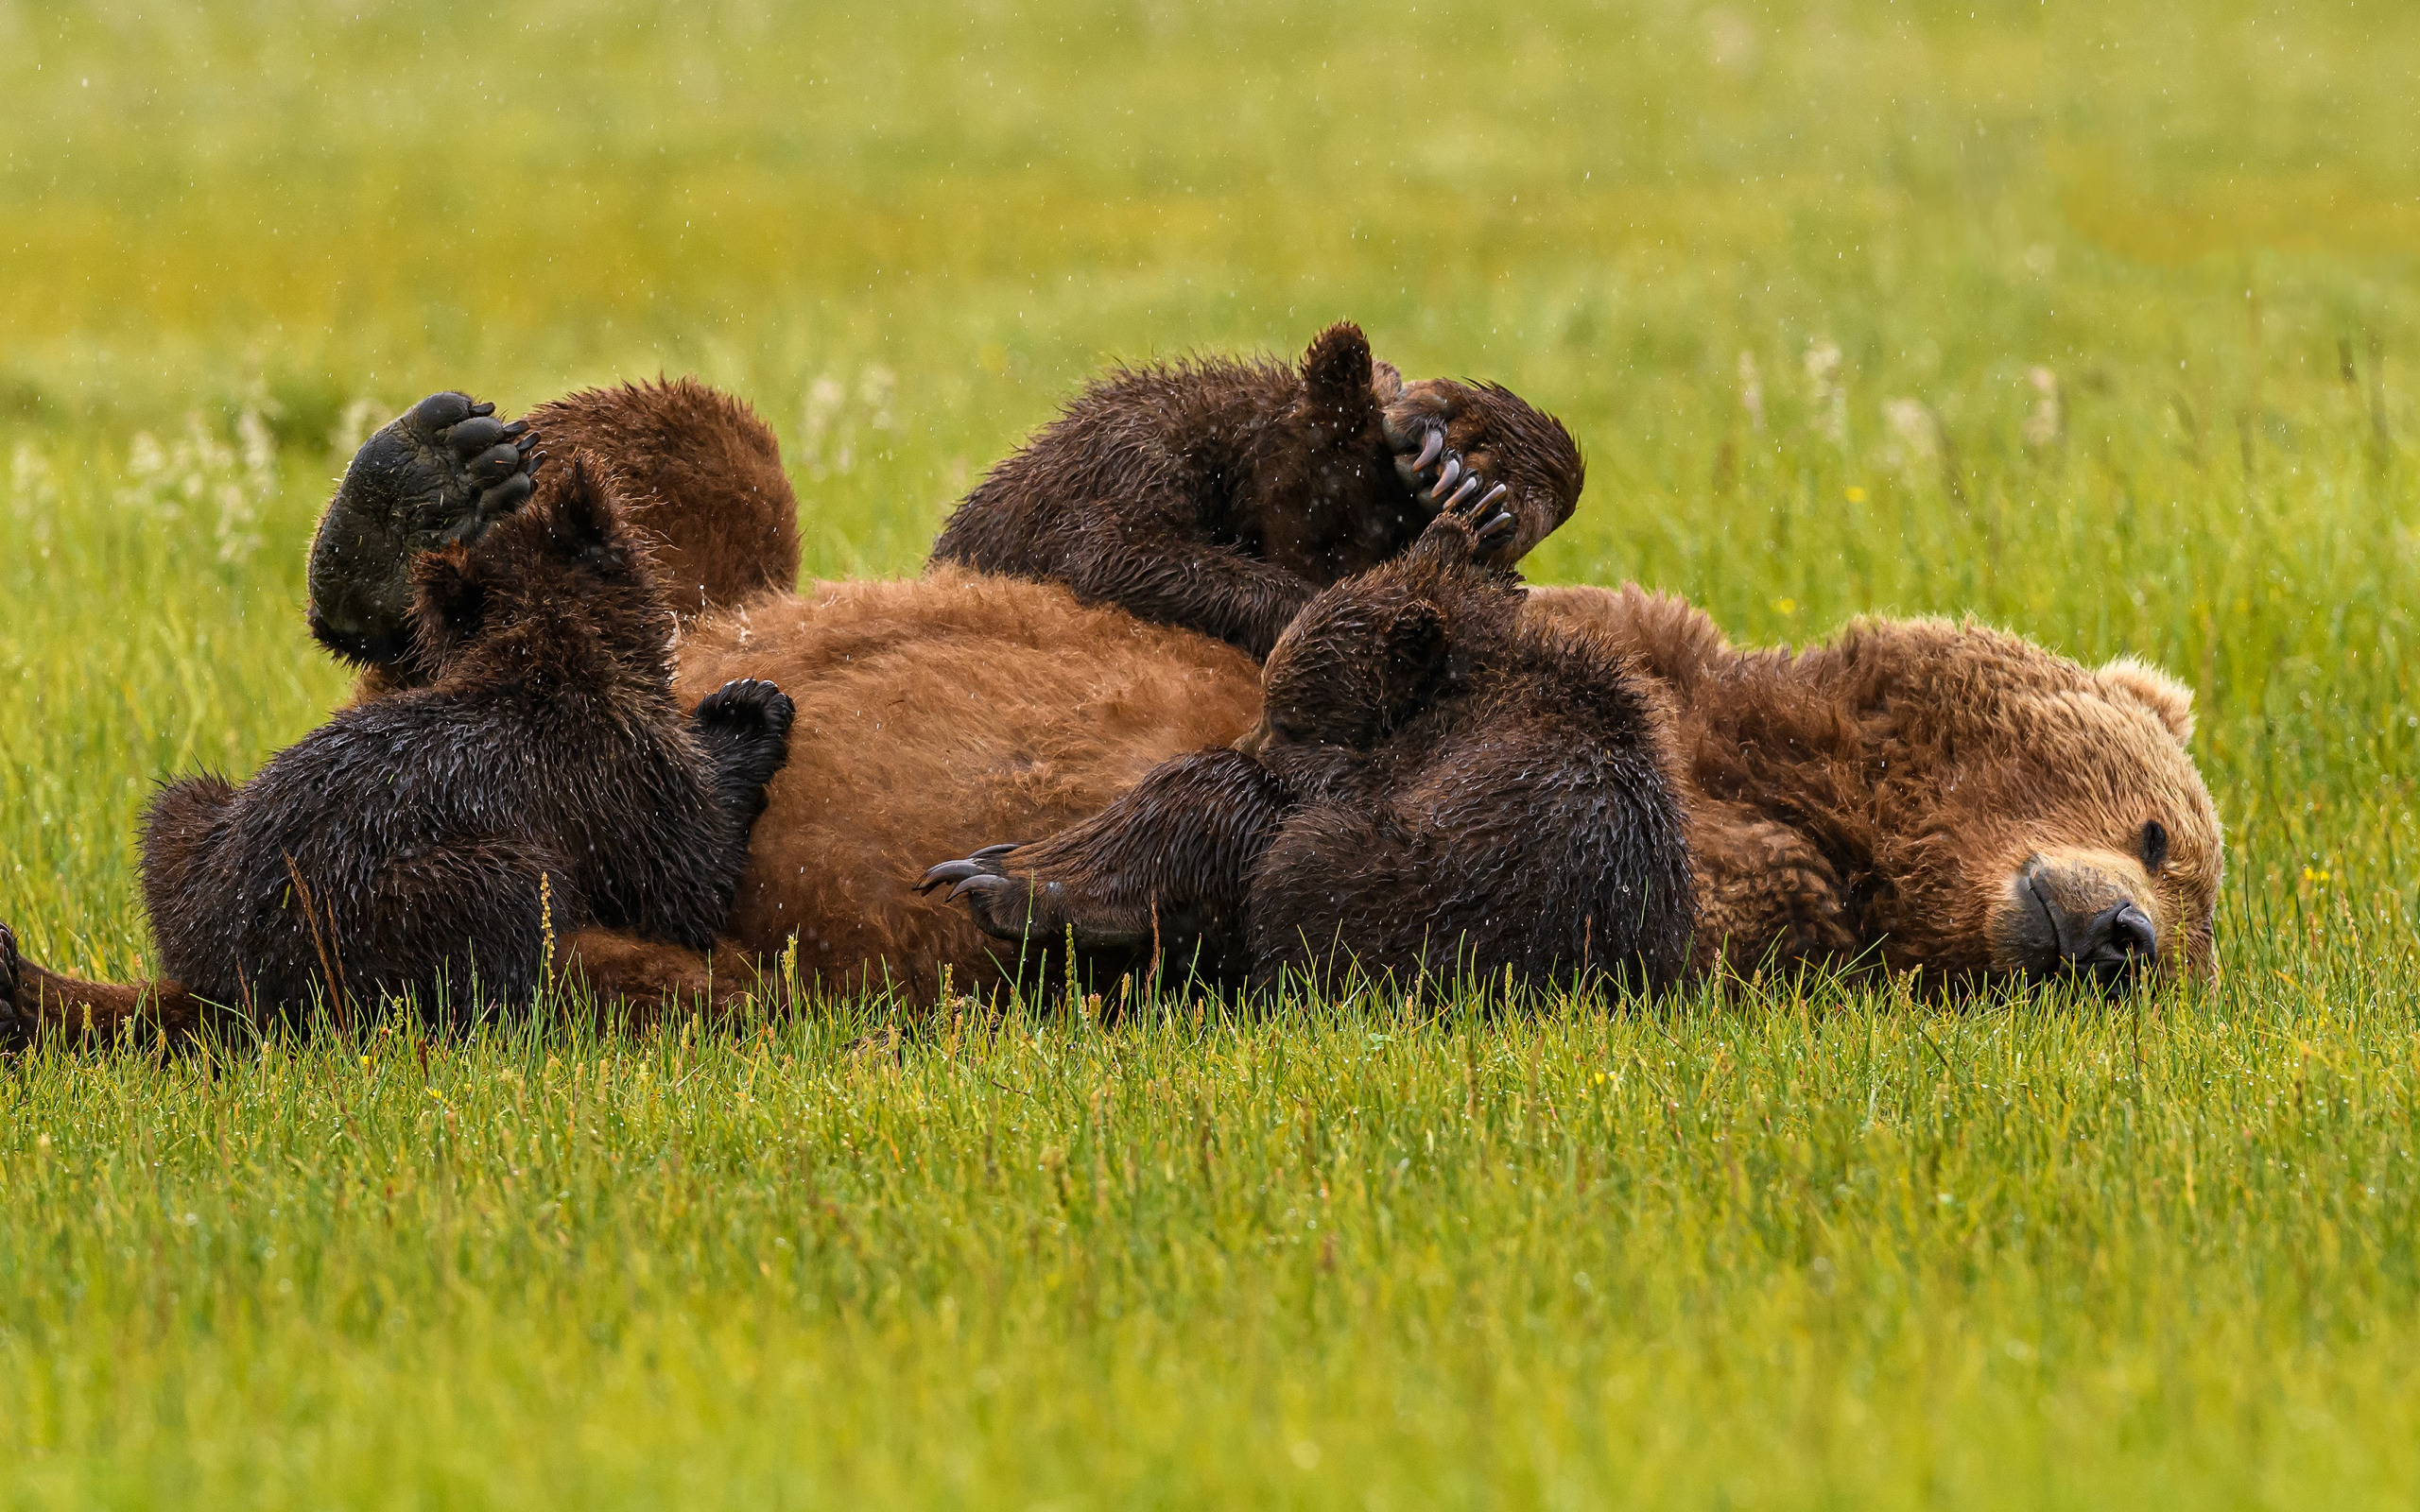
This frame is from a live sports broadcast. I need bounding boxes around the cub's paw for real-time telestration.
[1408,458,1517,566]
[916,846,1153,952]
[1383,378,1582,563]
[693,679,797,792]
[0,922,26,1051]
[307,393,544,668]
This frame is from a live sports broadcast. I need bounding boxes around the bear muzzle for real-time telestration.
[1994,850,2162,992]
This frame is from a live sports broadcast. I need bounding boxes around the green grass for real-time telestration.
[3,0,2418,1504]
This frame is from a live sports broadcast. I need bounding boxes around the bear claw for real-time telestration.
[1414,474,1517,563]
[1391,415,1514,560]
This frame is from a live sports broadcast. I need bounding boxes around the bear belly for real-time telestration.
[670,569,1262,1000]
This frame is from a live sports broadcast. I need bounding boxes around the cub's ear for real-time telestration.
[2097,656,2195,744]
[1301,321,1376,419]
[1381,600,1449,695]
[407,541,484,671]
[548,452,631,573]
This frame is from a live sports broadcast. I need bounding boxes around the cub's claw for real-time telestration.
[1443,474,1515,553]
[915,843,1027,896]
[1414,473,1519,564]
[1382,376,1584,567]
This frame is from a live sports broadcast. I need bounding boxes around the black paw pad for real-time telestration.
[307,393,544,671]
[694,679,796,740]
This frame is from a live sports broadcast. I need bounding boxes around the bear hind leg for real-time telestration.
[306,392,543,670]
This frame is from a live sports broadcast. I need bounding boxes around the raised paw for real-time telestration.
[1409,468,1517,566]
[307,392,544,670]
[692,679,796,799]
[1382,378,1584,565]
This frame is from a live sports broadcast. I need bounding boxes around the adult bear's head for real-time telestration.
[1526,587,2223,993]
[1822,618,2222,989]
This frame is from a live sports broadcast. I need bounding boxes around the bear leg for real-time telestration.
[0,923,215,1049]
[689,678,798,872]
[306,392,543,669]
[1383,378,1586,567]
[920,747,1288,988]
[553,928,779,1028]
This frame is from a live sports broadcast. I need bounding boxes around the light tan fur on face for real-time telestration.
[1523,586,2222,986]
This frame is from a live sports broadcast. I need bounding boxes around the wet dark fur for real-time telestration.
[932,506,1696,995]
[315,377,802,697]
[929,321,1583,658]
[140,456,792,1022]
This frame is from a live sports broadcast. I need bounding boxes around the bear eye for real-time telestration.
[2140,819,2169,872]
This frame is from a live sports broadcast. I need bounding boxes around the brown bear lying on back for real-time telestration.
[0,366,2221,1040]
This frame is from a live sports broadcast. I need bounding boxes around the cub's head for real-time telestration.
[406,452,673,689]
[1244,517,1527,757]
[1849,621,2222,991]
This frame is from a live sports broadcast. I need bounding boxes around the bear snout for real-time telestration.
[1996,853,2162,992]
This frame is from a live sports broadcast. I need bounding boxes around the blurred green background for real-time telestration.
[4,2,2419,1506]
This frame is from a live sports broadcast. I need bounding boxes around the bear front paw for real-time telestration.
[692,679,797,792]
[917,845,1153,951]
[1383,378,1582,565]
[1385,400,1515,565]
[693,678,796,739]
[406,391,544,533]
[1409,463,1516,566]
[308,392,544,669]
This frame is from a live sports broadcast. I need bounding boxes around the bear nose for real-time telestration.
[2069,901,2157,987]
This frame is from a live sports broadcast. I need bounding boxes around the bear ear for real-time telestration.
[407,541,485,670]
[550,452,629,572]
[1301,321,1376,418]
[2097,656,2195,744]
[1382,600,1449,688]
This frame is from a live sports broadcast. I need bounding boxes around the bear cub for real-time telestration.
[141,452,794,1022]
[923,487,1696,995]
[930,321,1588,659]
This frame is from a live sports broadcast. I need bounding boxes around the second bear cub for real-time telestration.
[142,455,794,1022]
[924,490,1696,995]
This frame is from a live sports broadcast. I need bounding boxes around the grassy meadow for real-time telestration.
[3,0,2418,1504]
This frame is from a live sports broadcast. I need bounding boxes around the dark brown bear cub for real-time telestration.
[930,322,1587,658]
[922,490,1696,996]
[140,454,794,1022]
